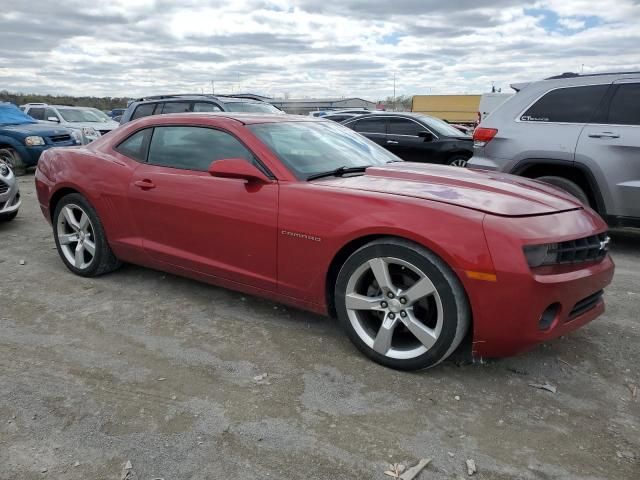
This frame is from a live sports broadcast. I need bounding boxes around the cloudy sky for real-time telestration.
[1,0,639,100]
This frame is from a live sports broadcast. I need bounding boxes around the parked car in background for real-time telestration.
[120,94,283,125]
[469,71,640,228]
[107,108,126,119]
[342,112,473,166]
[322,112,363,122]
[21,103,119,145]
[309,108,371,117]
[478,93,512,122]
[449,123,474,136]
[35,112,614,370]
[0,159,20,221]
[0,102,77,175]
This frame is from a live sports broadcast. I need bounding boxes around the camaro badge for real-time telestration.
[281,230,322,242]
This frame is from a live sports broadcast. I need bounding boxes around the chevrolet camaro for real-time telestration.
[35,113,615,370]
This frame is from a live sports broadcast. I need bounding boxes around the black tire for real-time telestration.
[0,210,18,222]
[52,193,121,277]
[0,148,26,176]
[447,155,470,168]
[535,175,590,205]
[334,238,471,370]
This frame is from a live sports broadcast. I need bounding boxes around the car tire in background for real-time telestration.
[447,155,471,168]
[0,211,18,222]
[0,148,25,176]
[535,176,590,206]
[52,193,122,277]
[334,238,470,370]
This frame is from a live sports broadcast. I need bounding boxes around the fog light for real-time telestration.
[539,303,560,331]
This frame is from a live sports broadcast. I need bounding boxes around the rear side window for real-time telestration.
[28,108,45,120]
[352,117,386,134]
[521,85,609,123]
[147,126,254,171]
[388,117,423,136]
[607,83,640,126]
[131,103,156,120]
[161,102,191,114]
[115,129,151,162]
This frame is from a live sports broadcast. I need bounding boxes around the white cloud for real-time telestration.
[0,0,639,100]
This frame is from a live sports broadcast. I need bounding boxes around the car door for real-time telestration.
[576,80,640,219]
[127,124,279,291]
[386,116,438,162]
[349,117,388,147]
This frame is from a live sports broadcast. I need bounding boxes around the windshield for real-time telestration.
[419,115,468,137]
[58,108,103,123]
[86,108,113,123]
[249,120,400,179]
[224,102,282,114]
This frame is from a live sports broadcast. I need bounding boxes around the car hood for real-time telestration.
[0,122,72,137]
[46,121,118,130]
[318,162,583,217]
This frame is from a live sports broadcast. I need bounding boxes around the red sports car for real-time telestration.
[35,113,614,370]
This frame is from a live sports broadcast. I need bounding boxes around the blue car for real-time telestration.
[0,103,78,175]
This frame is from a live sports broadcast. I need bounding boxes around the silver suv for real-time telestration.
[468,71,640,228]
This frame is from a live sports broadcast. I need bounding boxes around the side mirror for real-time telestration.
[208,158,271,183]
[47,116,60,123]
[418,130,434,141]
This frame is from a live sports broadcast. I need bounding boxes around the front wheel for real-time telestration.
[0,148,26,176]
[335,238,470,370]
[52,193,121,277]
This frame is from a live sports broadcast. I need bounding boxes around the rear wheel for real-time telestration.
[0,148,26,176]
[53,193,121,277]
[447,155,470,168]
[335,238,470,370]
[535,175,590,206]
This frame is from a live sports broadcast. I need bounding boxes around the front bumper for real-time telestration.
[0,173,21,214]
[465,208,615,358]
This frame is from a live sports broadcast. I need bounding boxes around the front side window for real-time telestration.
[115,129,151,162]
[249,121,399,179]
[352,117,386,134]
[28,108,45,120]
[147,126,254,171]
[193,102,222,112]
[388,117,423,136]
[132,103,156,120]
[607,83,640,126]
[44,108,59,121]
[520,84,609,123]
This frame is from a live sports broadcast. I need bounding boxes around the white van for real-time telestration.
[478,93,512,121]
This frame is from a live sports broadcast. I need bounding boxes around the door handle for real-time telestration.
[386,140,399,145]
[588,132,620,139]
[134,179,156,189]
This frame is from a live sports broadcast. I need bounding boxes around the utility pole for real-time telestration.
[393,72,396,112]
[210,79,215,95]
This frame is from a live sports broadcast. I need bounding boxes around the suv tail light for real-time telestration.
[473,127,498,147]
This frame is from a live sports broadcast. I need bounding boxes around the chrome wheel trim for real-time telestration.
[345,257,443,360]
[449,157,468,168]
[0,150,15,169]
[56,204,96,270]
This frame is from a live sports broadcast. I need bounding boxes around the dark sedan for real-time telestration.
[342,113,473,167]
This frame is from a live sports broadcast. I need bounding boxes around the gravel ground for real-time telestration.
[1,175,638,480]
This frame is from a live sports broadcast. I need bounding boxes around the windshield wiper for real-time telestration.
[307,165,369,181]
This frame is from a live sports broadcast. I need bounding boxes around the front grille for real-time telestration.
[553,233,609,264]
[0,181,8,194]
[99,130,111,136]
[49,134,72,143]
[569,290,604,320]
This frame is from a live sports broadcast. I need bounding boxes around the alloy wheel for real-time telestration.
[345,257,443,360]
[449,157,468,168]
[56,204,96,270]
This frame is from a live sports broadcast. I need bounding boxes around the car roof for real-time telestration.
[131,94,266,104]
[136,112,322,125]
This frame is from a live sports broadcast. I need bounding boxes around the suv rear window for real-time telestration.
[521,84,609,123]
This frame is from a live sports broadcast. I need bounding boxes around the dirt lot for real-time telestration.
[1,176,638,480]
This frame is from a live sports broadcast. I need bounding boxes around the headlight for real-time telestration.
[70,130,82,143]
[82,127,99,137]
[523,243,559,267]
[25,136,45,146]
[0,161,9,177]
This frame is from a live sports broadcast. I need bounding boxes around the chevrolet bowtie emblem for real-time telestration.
[599,236,610,251]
